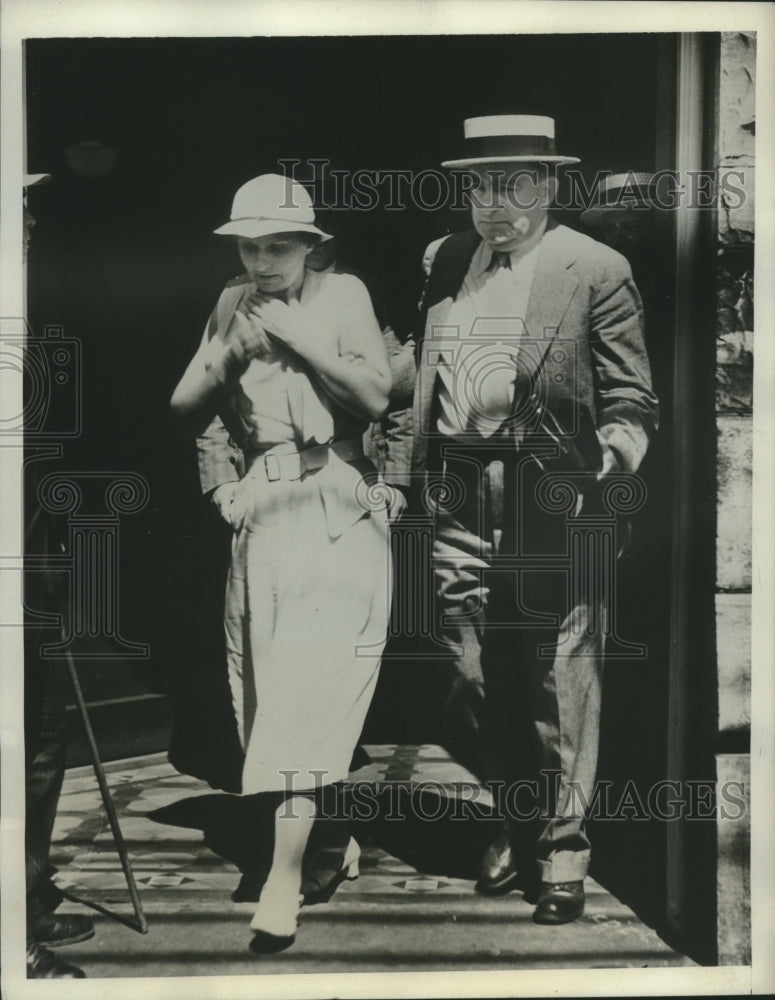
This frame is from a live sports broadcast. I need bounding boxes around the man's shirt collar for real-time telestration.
[473,216,548,277]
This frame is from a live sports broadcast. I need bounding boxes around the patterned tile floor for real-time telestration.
[47,746,694,977]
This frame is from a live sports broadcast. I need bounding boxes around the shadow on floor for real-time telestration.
[148,784,506,889]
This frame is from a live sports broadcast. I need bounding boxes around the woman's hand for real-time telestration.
[211,481,241,525]
[246,296,308,353]
[230,297,273,364]
[239,276,391,423]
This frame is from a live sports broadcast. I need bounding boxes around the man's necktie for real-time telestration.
[487,250,512,271]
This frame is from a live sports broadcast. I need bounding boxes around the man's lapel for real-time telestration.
[522,223,579,376]
[413,223,580,471]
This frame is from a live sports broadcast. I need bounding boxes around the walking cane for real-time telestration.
[28,486,148,933]
[61,635,148,934]
[50,521,148,934]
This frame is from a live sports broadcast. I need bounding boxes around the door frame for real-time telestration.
[657,31,721,962]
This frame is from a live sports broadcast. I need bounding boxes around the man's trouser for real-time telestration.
[431,443,605,883]
[25,652,68,932]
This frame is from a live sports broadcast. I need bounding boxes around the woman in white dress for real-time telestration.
[171,174,393,952]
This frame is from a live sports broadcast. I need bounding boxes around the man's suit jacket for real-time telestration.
[388,220,658,487]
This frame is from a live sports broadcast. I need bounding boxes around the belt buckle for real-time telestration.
[263,453,281,482]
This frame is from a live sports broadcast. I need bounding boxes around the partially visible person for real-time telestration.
[579,171,667,352]
[579,172,661,320]
[579,172,655,257]
[418,236,449,310]
[24,171,91,979]
[580,169,671,424]
[170,173,393,953]
[362,323,416,502]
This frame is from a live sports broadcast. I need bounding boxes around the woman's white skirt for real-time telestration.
[223,461,391,794]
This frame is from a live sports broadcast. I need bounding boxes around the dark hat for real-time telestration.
[442,115,579,168]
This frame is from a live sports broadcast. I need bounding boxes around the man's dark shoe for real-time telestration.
[532,880,585,924]
[28,909,95,948]
[475,832,520,896]
[37,876,65,912]
[27,942,85,978]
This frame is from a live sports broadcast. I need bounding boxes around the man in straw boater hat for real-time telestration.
[579,171,656,256]
[389,115,658,923]
[579,170,665,346]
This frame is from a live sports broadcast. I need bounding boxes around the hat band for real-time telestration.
[461,134,557,160]
[600,186,653,206]
[230,214,314,224]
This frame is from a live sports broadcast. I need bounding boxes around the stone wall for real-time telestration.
[714,29,754,968]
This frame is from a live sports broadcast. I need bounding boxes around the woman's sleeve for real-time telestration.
[183,299,245,494]
[170,286,245,435]
[336,275,388,360]
[197,413,243,496]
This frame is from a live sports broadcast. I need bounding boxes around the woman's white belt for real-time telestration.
[245,438,364,483]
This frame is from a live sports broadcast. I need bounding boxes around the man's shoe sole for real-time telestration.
[532,903,585,925]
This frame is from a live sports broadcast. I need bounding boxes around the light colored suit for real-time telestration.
[405,221,657,483]
[391,220,658,883]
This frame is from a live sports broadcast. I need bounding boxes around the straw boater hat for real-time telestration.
[214,173,332,241]
[580,172,655,226]
[441,115,580,168]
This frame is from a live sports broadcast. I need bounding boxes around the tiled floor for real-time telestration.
[47,746,694,977]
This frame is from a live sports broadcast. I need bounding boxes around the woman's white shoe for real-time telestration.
[249,796,316,953]
[339,835,361,882]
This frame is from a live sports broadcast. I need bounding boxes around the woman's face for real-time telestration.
[237,233,313,295]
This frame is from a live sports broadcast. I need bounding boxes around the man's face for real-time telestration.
[468,165,555,251]
[237,232,313,295]
[595,209,653,255]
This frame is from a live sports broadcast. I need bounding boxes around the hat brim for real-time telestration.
[441,155,580,168]
[24,173,52,188]
[213,219,332,241]
[579,204,651,225]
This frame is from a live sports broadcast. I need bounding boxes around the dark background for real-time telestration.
[25,33,675,927]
